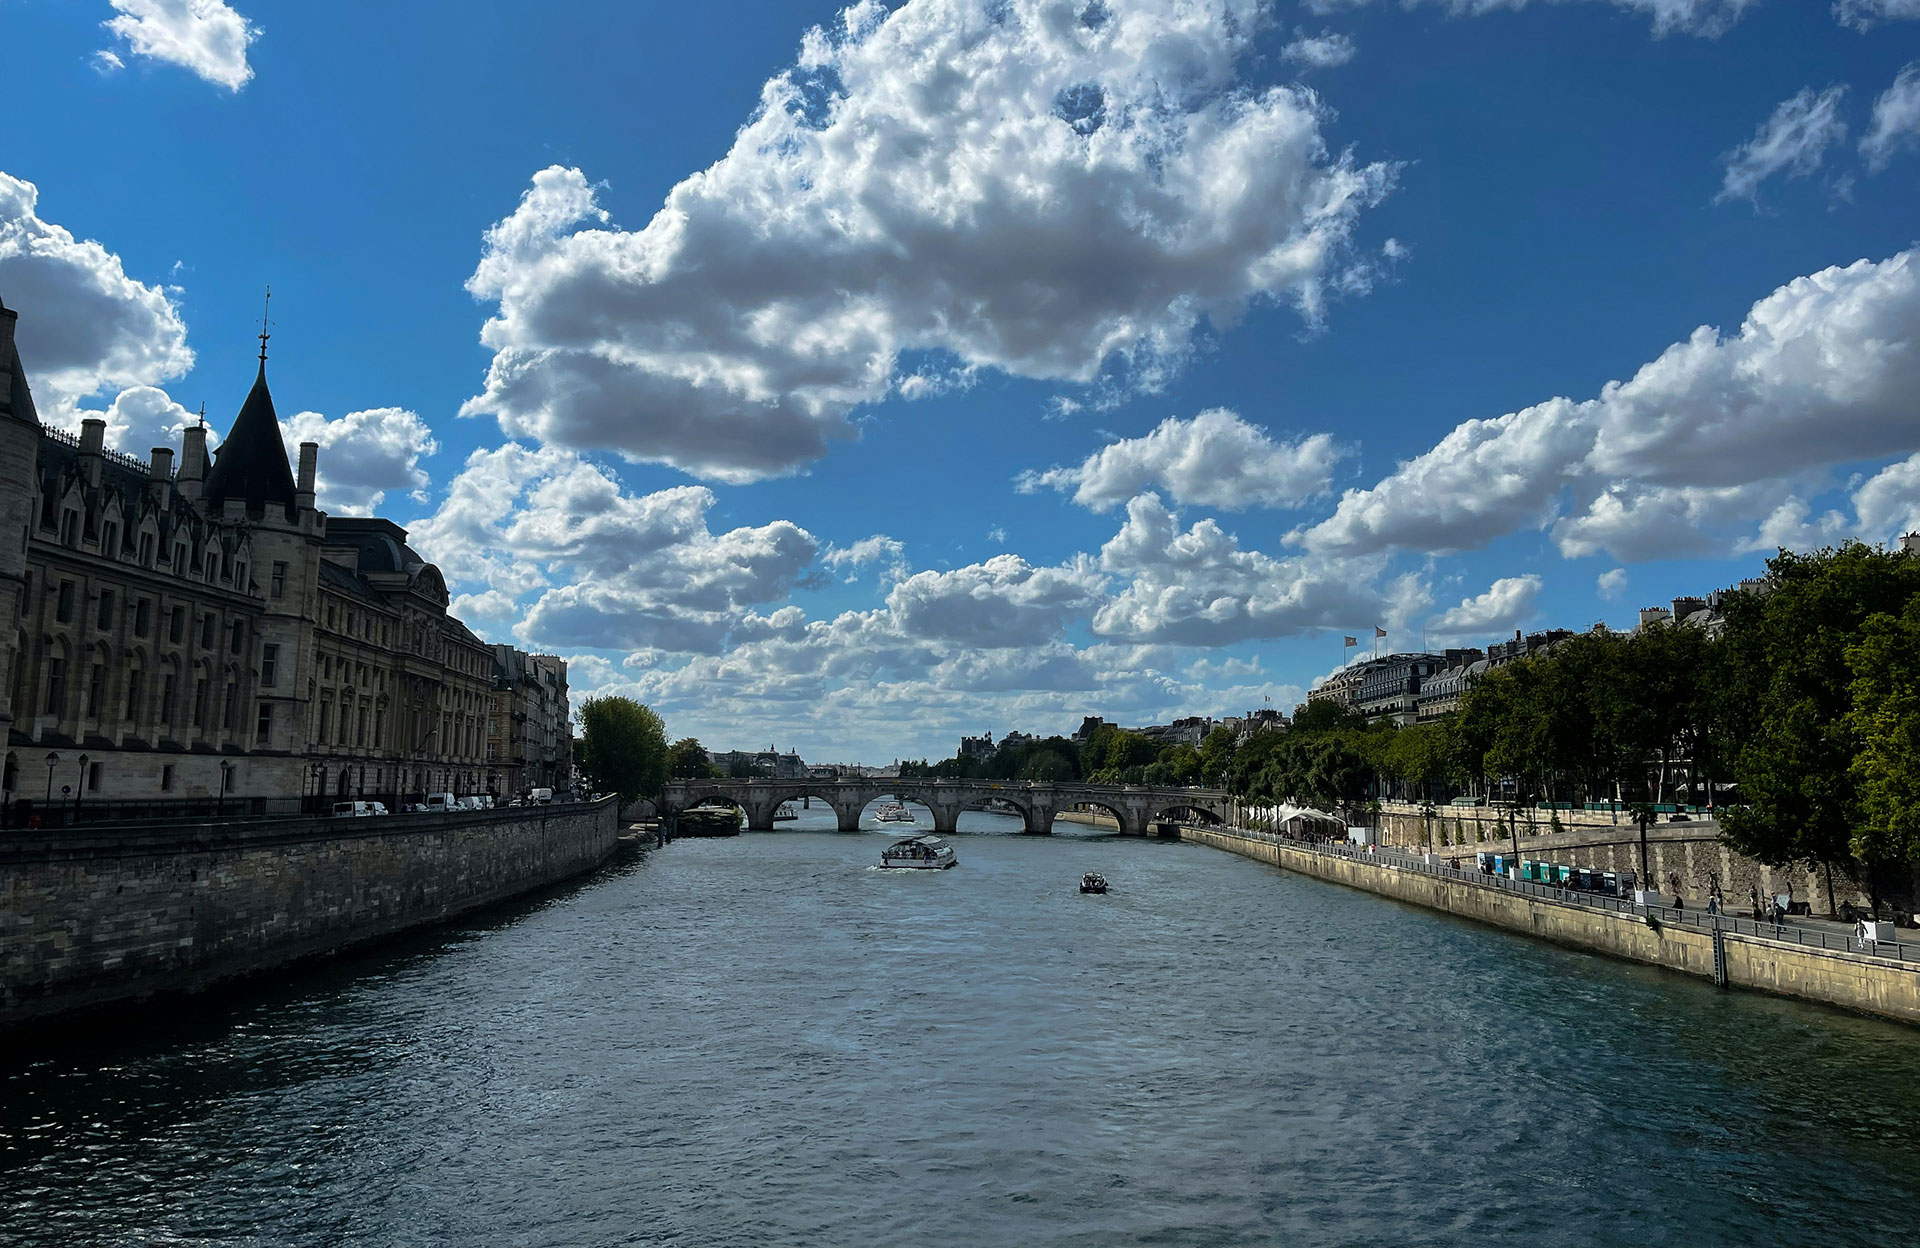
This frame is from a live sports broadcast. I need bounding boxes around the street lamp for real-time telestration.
[74,753,89,821]
[44,751,59,805]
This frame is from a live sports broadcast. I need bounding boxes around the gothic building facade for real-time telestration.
[0,297,528,815]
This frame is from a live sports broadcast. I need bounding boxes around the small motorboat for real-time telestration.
[874,801,916,824]
[881,834,957,869]
[1080,873,1109,894]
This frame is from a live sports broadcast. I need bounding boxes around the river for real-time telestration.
[5,806,1920,1246]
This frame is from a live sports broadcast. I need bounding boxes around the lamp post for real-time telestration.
[217,763,230,817]
[44,751,59,806]
[74,754,88,822]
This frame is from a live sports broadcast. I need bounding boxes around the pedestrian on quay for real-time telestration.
[1750,885,1763,922]
[1707,877,1722,917]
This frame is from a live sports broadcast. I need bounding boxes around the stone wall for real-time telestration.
[1366,803,1862,913]
[1182,826,1920,1027]
[0,798,621,1029]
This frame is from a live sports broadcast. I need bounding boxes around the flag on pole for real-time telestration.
[1374,626,1388,638]
[1343,636,1358,647]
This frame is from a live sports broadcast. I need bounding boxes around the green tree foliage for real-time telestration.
[665,737,715,779]
[1199,725,1239,786]
[1719,544,1920,878]
[1290,699,1367,734]
[578,696,669,805]
[1848,597,1920,895]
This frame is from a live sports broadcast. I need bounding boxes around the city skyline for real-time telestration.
[3,0,1918,761]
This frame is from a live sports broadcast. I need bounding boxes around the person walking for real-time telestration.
[1750,884,1763,922]
[1707,877,1722,917]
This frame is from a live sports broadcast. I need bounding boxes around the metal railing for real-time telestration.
[1206,825,1920,967]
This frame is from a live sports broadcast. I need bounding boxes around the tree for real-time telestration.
[666,737,714,779]
[1291,699,1366,734]
[578,696,669,805]
[1847,597,1920,914]
[1017,748,1076,782]
[1199,725,1239,786]
[1720,544,1920,895]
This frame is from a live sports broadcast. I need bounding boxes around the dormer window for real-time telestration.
[102,523,118,555]
[59,511,78,546]
[139,533,154,565]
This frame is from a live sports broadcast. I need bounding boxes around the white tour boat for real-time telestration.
[881,834,957,869]
[874,801,916,824]
[774,801,800,822]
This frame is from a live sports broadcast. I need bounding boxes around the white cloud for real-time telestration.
[1739,454,1920,552]
[1716,86,1849,204]
[1092,492,1385,644]
[92,50,127,74]
[281,407,439,516]
[461,0,1394,483]
[987,526,1007,545]
[1834,0,1920,30]
[886,553,1108,648]
[1296,248,1920,560]
[0,171,193,414]
[103,0,258,92]
[1427,575,1542,642]
[1020,408,1345,513]
[824,534,908,582]
[87,384,197,454]
[1597,567,1628,600]
[1300,0,1752,37]
[1281,29,1356,68]
[1862,62,1920,171]
[408,443,820,653]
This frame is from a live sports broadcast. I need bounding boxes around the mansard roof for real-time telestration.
[1,299,40,426]
[203,360,297,514]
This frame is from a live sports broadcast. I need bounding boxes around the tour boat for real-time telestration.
[1080,873,1109,895]
[881,834,956,869]
[774,801,799,822]
[874,801,916,824]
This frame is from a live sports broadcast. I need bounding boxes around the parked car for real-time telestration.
[529,787,553,805]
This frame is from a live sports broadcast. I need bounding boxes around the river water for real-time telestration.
[6,808,1920,1246]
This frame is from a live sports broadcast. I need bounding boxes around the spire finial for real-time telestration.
[197,402,206,428]
[258,286,272,363]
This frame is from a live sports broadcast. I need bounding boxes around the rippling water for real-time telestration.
[6,810,1920,1246]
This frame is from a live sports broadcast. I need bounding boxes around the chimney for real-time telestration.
[178,422,207,503]
[296,441,317,510]
[149,446,174,505]
[79,417,106,486]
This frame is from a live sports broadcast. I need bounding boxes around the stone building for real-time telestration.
[487,644,572,797]
[0,298,500,815]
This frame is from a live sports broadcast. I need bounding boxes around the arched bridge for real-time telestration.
[658,778,1230,838]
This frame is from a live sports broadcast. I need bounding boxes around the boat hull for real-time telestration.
[882,856,956,869]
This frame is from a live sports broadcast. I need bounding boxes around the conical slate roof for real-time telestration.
[4,341,36,425]
[204,360,296,513]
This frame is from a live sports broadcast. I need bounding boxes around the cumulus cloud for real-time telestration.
[103,0,258,92]
[86,384,198,454]
[1597,567,1628,600]
[461,0,1395,482]
[1427,575,1542,642]
[824,534,908,582]
[0,171,192,414]
[408,443,820,653]
[1862,62,1920,171]
[1018,408,1346,513]
[1092,492,1384,644]
[887,553,1108,648]
[1716,86,1849,204]
[1300,0,1752,37]
[1738,454,1920,553]
[1834,0,1920,29]
[1295,248,1920,560]
[281,407,439,516]
[1281,29,1356,67]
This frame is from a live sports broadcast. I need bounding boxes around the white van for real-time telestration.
[529,787,553,805]
[425,792,457,813]
[331,800,376,818]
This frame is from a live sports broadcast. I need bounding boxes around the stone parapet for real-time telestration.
[0,798,621,1032]
[1182,826,1920,1028]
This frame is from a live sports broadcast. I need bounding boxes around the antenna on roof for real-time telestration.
[258,286,273,363]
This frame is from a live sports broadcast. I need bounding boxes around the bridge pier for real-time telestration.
[833,800,864,832]
[745,800,779,832]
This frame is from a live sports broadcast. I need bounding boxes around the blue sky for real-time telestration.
[3,0,1918,763]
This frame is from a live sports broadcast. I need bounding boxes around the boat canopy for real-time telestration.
[888,834,947,850]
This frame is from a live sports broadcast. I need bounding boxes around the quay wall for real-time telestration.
[1183,826,1920,1027]
[0,798,622,1030]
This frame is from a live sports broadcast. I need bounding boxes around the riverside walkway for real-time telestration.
[1183,824,1920,1025]
[1218,826,1920,964]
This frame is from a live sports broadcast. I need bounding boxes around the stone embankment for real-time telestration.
[1184,825,1920,1027]
[0,798,622,1032]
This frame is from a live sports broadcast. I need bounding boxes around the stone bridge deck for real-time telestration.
[659,778,1229,837]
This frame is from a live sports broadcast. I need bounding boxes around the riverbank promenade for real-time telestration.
[1187,824,1920,1026]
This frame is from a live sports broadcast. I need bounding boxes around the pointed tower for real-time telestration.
[0,297,44,742]
[203,357,298,519]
